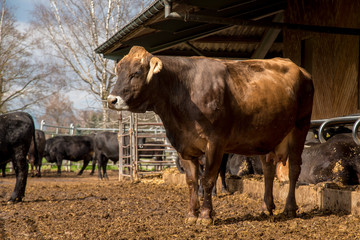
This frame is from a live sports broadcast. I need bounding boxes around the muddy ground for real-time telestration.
[0,169,360,240]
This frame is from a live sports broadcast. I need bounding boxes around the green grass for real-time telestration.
[4,158,171,173]
[138,166,155,171]
[4,158,119,173]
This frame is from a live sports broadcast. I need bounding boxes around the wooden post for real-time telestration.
[134,113,138,181]
[130,113,134,181]
[118,111,123,181]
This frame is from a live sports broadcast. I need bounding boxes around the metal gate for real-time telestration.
[117,112,177,180]
[39,112,176,179]
[117,112,133,180]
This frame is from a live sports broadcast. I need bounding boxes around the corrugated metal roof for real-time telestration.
[95,0,287,60]
[94,0,166,55]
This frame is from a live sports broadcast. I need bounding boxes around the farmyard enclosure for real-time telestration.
[1,170,360,239]
[2,0,360,239]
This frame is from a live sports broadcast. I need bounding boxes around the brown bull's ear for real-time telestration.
[114,61,121,75]
[146,57,162,83]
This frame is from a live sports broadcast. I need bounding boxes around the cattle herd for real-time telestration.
[0,112,168,200]
[1,46,360,227]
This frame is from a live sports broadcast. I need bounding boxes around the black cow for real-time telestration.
[1,129,46,178]
[277,134,360,185]
[43,135,94,175]
[226,154,263,177]
[28,129,46,177]
[225,129,358,183]
[94,132,147,179]
[0,162,7,177]
[0,112,38,202]
[312,125,352,141]
[94,132,119,180]
[0,164,4,177]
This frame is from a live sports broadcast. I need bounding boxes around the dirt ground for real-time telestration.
[0,169,360,240]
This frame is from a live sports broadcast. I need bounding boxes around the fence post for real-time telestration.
[130,113,135,181]
[40,120,45,131]
[134,113,138,181]
[69,123,74,135]
[118,112,123,181]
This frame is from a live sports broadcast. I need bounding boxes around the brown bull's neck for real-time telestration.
[151,56,193,108]
[149,56,202,152]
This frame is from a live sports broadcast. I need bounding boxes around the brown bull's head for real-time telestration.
[107,46,162,112]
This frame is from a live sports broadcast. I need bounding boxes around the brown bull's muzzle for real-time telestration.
[107,95,129,111]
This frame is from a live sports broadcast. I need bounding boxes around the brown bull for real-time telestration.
[107,46,314,225]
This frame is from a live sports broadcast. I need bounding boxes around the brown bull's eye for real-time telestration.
[129,71,142,80]
[129,74,137,81]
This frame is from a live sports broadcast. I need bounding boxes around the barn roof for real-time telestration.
[95,0,287,61]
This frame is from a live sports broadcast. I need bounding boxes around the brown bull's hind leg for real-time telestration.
[180,157,200,225]
[284,125,308,217]
[260,155,276,215]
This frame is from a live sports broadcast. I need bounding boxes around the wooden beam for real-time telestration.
[166,12,360,36]
[194,35,262,44]
[185,42,205,56]
[251,12,283,59]
[155,49,251,59]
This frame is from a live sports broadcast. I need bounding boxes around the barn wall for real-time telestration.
[283,0,360,119]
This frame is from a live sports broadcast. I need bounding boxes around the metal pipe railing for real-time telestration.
[352,118,360,145]
[311,115,360,144]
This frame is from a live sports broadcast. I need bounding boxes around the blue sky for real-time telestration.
[8,0,48,22]
[7,0,101,112]
[9,0,33,22]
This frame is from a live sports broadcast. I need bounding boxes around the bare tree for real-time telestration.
[32,0,152,126]
[40,92,77,127]
[0,0,58,113]
[77,109,102,128]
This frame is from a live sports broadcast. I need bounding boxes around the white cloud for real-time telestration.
[65,90,102,111]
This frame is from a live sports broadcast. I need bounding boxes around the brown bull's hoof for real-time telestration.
[221,189,230,195]
[262,201,275,215]
[196,217,213,226]
[185,217,198,225]
[7,198,22,204]
[283,208,297,218]
[283,201,298,218]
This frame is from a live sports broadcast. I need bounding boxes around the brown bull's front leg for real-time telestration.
[197,143,223,226]
[260,155,276,215]
[180,157,200,225]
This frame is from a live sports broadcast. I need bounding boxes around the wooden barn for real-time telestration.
[95,0,360,121]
